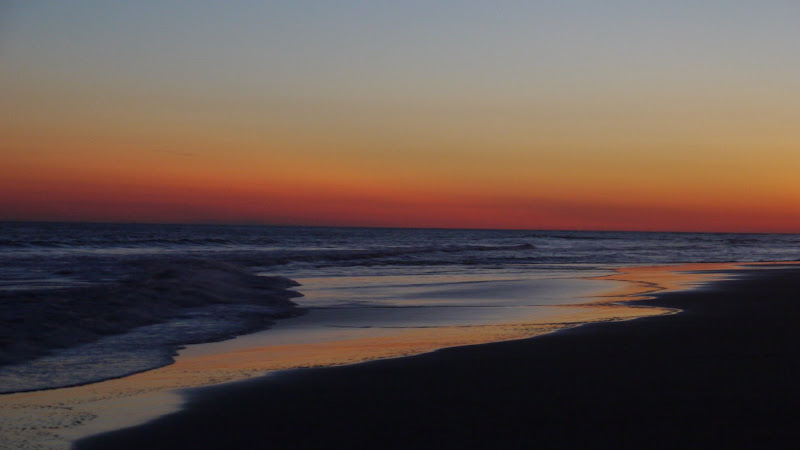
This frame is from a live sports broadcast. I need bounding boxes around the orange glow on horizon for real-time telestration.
[2,155,799,233]
[4,114,799,233]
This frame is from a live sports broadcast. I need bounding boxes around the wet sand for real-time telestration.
[0,264,724,448]
[73,263,800,449]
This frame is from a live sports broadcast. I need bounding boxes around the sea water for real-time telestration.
[2,222,799,392]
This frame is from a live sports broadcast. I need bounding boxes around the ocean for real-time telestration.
[2,222,799,393]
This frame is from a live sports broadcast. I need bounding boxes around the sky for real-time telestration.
[2,1,799,232]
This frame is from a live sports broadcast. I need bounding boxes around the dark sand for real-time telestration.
[77,266,800,449]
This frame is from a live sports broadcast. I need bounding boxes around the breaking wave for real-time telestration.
[0,259,304,392]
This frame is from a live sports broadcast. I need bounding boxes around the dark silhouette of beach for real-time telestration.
[77,265,800,449]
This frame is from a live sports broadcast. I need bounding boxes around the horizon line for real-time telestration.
[1,219,797,236]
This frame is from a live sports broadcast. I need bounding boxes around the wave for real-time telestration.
[0,236,280,248]
[227,243,538,267]
[0,259,304,373]
[530,233,629,240]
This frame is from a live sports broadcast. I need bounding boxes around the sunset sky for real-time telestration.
[2,1,799,232]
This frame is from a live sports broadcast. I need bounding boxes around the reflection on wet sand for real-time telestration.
[0,263,746,449]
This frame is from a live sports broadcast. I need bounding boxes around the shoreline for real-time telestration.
[77,262,800,448]
[0,262,761,448]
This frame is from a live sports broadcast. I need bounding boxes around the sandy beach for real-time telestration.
[74,263,800,449]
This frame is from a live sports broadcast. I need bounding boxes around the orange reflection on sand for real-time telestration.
[0,262,766,448]
[592,263,741,301]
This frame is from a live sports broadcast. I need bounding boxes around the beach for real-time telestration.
[75,263,800,449]
[1,261,725,449]
[2,225,799,449]
[5,2,800,448]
